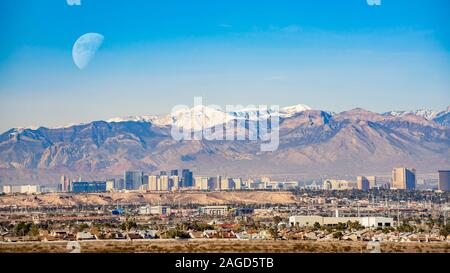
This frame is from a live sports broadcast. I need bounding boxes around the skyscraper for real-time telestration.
[124,171,143,190]
[216,175,223,191]
[357,176,375,191]
[182,169,193,187]
[117,178,125,190]
[159,175,170,191]
[232,178,242,190]
[170,175,180,190]
[438,170,450,191]
[392,168,416,190]
[106,179,115,191]
[60,175,71,192]
[194,176,210,190]
[148,175,159,191]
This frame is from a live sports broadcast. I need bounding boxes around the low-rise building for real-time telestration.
[323,180,355,190]
[76,231,96,240]
[138,205,171,216]
[106,179,115,191]
[200,206,229,216]
[72,181,106,193]
[1,184,41,194]
[289,216,394,228]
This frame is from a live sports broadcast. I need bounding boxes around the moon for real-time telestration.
[72,33,104,69]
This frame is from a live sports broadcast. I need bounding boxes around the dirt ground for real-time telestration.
[1,239,449,253]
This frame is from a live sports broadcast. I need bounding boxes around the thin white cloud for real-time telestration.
[367,0,381,6]
[219,23,232,28]
[66,0,81,6]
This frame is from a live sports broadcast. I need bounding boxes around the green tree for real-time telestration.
[166,229,190,239]
[347,221,363,231]
[333,231,343,239]
[313,222,321,231]
[397,223,414,233]
[29,224,40,237]
[77,223,89,232]
[13,222,32,236]
[272,216,282,225]
[120,219,137,231]
[440,224,450,237]
[268,227,278,240]
[336,222,346,231]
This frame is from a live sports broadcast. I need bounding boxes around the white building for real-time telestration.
[1,185,41,194]
[170,176,180,191]
[283,181,300,190]
[323,179,356,190]
[232,178,242,190]
[2,185,11,194]
[106,180,115,191]
[139,205,171,216]
[249,181,264,189]
[359,217,394,228]
[194,176,211,190]
[289,215,394,228]
[76,231,96,240]
[265,181,282,190]
[220,177,231,190]
[159,176,170,191]
[200,206,229,216]
[148,175,158,191]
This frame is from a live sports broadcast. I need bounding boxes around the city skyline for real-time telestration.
[2,0,450,261]
[1,1,450,132]
[2,166,448,194]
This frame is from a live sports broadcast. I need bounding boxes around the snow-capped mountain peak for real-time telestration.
[106,115,156,123]
[280,104,313,117]
[105,103,313,129]
[384,109,440,121]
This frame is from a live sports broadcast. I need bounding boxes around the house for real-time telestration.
[258,230,272,240]
[189,231,204,239]
[207,231,237,239]
[112,232,126,240]
[304,232,318,241]
[66,234,76,241]
[127,233,143,240]
[51,230,71,240]
[342,232,360,241]
[234,232,251,240]
[42,235,59,242]
[76,231,96,240]
[222,231,237,239]
[138,230,158,239]
[203,229,217,238]
[250,233,266,240]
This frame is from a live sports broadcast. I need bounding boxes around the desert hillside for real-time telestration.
[0,191,297,208]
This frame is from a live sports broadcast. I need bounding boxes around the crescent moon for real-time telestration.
[72,33,104,69]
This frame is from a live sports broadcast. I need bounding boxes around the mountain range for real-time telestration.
[0,104,449,184]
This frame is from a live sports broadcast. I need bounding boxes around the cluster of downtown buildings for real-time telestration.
[324,168,450,191]
[1,168,449,195]
[58,169,300,193]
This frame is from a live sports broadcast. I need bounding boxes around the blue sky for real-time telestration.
[0,0,449,132]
